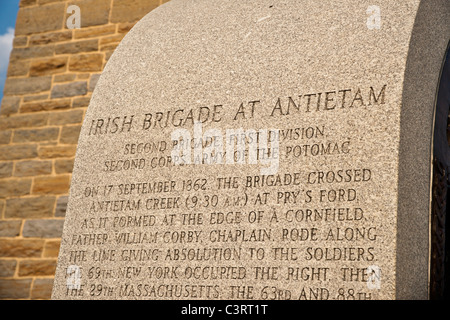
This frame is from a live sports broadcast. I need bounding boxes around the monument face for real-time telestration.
[52,0,450,300]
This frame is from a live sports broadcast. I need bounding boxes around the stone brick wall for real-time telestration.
[0,0,168,300]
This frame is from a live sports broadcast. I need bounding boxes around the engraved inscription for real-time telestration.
[59,85,388,300]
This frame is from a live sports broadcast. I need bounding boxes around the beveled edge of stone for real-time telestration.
[396,0,450,300]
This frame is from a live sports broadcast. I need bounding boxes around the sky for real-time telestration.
[0,0,21,104]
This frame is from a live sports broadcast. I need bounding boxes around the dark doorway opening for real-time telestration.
[430,43,450,300]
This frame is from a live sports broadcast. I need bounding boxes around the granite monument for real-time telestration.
[52,0,450,300]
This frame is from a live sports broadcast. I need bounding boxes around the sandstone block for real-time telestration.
[0,221,22,237]
[74,25,116,39]
[54,74,77,83]
[7,60,30,77]
[54,195,68,217]
[0,113,48,130]
[0,260,17,277]
[43,240,61,258]
[20,99,71,113]
[100,34,125,46]
[5,196,55,219]
[0,130,12,145]
[22,219,64,238]
[51,81,87,98]
[31,279,54,300]
[39,0,63,4]
[48,110,84,125]
[13,127,60,143]
[76,73,90,80]
[32,175,71,195]
[111,0,160,23]
[23,219,64,238]
[104,50,114,62]
[18,259,57,276]
[3,76,52,95]
[19,0,36,7]
[69,53,104,72]
[0,179,32,198]
[0,96,21,116]
[29,30,72,46]
[13,36,28,48]
[55,39,98,54]
[10,45,55,60]
[0,279,32,299]
[55,158,75,174]
[89,73,101,92]
[14,160,53,177]
[0,144,38,160]
[29,57,68,76]
[23,94,49,103]
[118,22,136,34]
[0,239,44,258]
[0,162,13,178]
[15,3,65,35]
[38,145,77,159]
[72,96,91,108]
[60,125,82,144]
[13,36,28,47]
[100,43,119,52]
